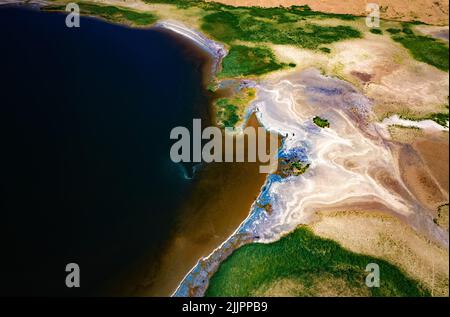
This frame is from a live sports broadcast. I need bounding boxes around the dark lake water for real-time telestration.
[0,6,212,296]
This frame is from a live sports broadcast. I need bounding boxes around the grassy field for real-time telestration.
[45,3,158,26]
[205,226,430,296]
[200,8,361,49]
[219,45,286,78]
[388,24,449,71]
[199,4,361,77]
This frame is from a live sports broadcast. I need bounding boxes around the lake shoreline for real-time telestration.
[6,1,447,298]
[25,3,276,297]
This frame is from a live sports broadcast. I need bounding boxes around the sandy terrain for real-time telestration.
[397,144,447,212]
[413,134,449,195]
[383,128,449,213]
[270,34,449,121]
[388,125,424,144]
[244,68,446,245]
[254,275,371,297]
[210,0,449,25]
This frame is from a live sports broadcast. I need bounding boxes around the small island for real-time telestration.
[313,116,330,128]
[277,147,310,178]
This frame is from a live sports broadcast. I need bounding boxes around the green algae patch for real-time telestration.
[313,116,330,128]
[205,226,430,297]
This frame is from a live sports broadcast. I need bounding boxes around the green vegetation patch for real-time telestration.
[426,112,449,127]
[313,116,330,128]
[386,28,402,34]
[190,2,361,76]
[215,87,256,128]
[370,28,383,35]
[278,161,310,177]
[205,226,430,297]
[390,25,449,71]
[290,161,310,175]
[201,10,361,49]
[219,45,284,78]
[216,100,239,128]
[45,3,157,26]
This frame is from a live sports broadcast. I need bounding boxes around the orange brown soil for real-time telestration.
[385,130,449,220]
[210,0,449,25]
[396,143,448,213]
[413,133,449,196]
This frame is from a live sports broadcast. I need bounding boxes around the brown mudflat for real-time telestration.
[413,133,449,195]
[133,114,272,296]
